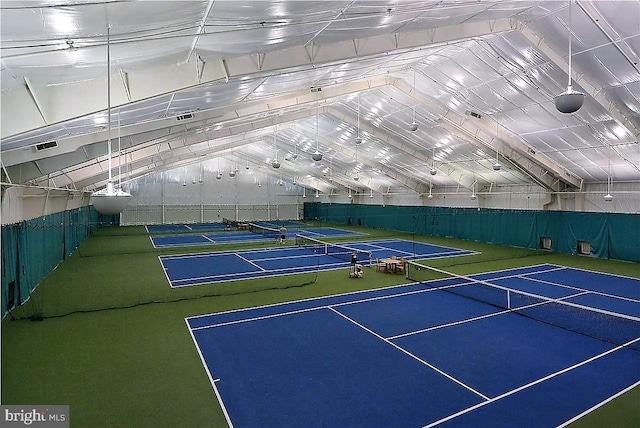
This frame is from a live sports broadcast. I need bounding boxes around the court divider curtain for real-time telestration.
[1,207,117,319]
[304,203,639,263]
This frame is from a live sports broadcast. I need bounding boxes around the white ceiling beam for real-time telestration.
[391,75,583,190]
[3,18,514,139]
[290,124,428,194]
[326,106,475,189]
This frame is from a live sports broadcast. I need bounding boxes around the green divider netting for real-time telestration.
[1,207,118,318]
[304,202,639,263]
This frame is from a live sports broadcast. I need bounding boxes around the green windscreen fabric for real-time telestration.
[304,202,639,263]
[1,206,117,319]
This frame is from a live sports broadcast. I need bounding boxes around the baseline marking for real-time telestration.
[328,306,491,401]
[423,336,640,427]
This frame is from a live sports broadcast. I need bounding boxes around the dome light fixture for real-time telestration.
[355,94,363,145]
[554,0,585,114]
[272,129,281,168]
[312,93,323,161]
[216,172,223,180]
[604,161,613,202]
[408,67,418,131]
[429,148,437,175]
[91,25,131,215]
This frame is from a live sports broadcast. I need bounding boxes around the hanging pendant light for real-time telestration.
[315,189,319,198]
[554,0,585,114]
[91,25,132,215]
[409,67,418,131]
[427,182,434,199]
[369,188,374,199]
[430,148,437,175]
[470,181,477,200]
[312,94,323,161]
[355,94,363,145]
[272,129,281,169]
[493,120,502,171]
[604,159,613,202]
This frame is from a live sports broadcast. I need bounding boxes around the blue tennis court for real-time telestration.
[150,227,363,248]
[159,239,475,287]
[186,264,640,427]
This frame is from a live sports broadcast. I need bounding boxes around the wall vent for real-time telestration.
[465,110,482,119]
[176,113,194,121]
[35,141,58,151]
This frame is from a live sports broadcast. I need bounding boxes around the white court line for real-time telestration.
[423,336,640,427]
[557,380,640,427]
[522,275,640,303]
[234,253,266,271]
[191,305,326,331]
[329,307,491,401]
[190,280,476,329]
[184,224,192,230]
[185,319,234,428]
[202,234,216,243]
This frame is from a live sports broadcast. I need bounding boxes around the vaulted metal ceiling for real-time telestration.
[1,1,639,197]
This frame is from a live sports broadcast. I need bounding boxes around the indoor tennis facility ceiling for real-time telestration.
[1,1,639,197]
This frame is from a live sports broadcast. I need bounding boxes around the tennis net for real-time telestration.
[406,260,640,351]
[295,234,372,267]
[248,222,281,239]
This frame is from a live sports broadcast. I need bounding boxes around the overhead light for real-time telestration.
[355,94,363,145]
[493,122,502,170]
[429,147,437,175]
[555,0,585,114]
[216,172,222,180]
[313,93,323,161]
[604,168,613,202]
[427,192,434,199]
[90,25,131,215]
[470,193,477,200]
[315,189,319,198]
[354,174,359,181]
[272,129,281,168]
[555,89,585,114]
[229,170,236,177]
[192,178,196,184]
[409,67,418,131]
[369,189,374,199]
